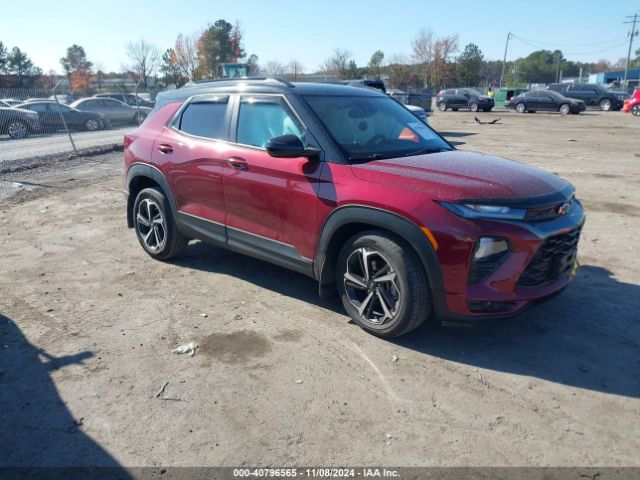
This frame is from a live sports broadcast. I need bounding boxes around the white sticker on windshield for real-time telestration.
[408,122,432,139]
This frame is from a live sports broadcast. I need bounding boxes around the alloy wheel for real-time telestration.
[516,103,526,113]
[600,99,611,111]
[136,198,166,253]
[632,105,639,116]
[560,104,570,115]
[8,121,27,139]
[86,119,100,131]
[343,247,401,325]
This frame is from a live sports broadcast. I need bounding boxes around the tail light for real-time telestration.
[124,134,136,149]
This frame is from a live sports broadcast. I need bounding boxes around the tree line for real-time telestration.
[2,22,640,92]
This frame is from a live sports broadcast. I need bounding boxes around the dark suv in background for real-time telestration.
[436,88,494,112]
[547,83,625,111]
[123,78,584,338]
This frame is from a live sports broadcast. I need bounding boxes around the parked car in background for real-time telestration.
[493,87,528,108]
[95,92,155,108]
[622,88,640,116]
[70,97,151,125]
[508,90,586,114]
[0,98,22,107]
[48,94,74,104]
[16,100,109,132]
[547,83,625,111]
[345,79,431,122]
[124,78,584,338]
[0,105,41,139]
[436,88,495,112]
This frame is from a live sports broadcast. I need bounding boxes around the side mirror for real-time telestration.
[265,134,318,158]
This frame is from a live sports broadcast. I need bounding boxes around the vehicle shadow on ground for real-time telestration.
[394,265,640,398]
[171,241,344,314]
[0,314,132,476]
[439,131,477,147]
[174,243,640,397]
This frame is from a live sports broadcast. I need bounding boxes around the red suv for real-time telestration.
[123,78,584,338]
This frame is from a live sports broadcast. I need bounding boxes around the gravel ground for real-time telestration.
[0,110,639,468]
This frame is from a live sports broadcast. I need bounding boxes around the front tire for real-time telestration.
[437,102,447,112]
[336,231,430,338]
[469,102,479,112]
[632,105,640,116]
[515,103,526,113]
[133,187,187,260]
[8,120,28,139]
[85,118,101,131]
[599,98,612,111]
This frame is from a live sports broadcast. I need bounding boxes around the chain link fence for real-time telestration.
[0,85,153,201]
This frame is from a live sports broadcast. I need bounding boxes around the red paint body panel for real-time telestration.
[124,96,584,321]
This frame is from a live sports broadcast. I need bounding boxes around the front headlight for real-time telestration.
[439,202,526,220]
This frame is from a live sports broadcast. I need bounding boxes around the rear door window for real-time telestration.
[178,96,229,140]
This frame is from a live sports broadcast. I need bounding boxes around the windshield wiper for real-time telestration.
[348,153,386,162]
[401,147,451,157]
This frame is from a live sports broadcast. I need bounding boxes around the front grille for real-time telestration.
[517,226,582,287]
[524,198,573,222]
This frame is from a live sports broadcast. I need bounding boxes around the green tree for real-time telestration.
[160,48,185,87]
[7,47,41,86]
[457,43,483,86]
[0,42,8,73]
[60,44,93,92]
[515,50,563,84]
[367,50,384,79]
[197,19,241,78]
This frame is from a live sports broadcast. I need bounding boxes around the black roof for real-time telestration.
[155,77,385,109]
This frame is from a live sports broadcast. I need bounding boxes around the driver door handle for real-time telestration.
[227,157,248,171]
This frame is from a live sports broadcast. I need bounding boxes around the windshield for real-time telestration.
[303,95,451,161]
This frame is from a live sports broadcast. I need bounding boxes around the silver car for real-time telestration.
[70,97,151,126]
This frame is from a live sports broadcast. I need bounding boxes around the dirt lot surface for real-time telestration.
[1,110,639,468]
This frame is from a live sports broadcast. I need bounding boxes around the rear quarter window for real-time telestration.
[177,96,229,140]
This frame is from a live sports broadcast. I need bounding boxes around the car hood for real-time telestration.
[350,150,571,204]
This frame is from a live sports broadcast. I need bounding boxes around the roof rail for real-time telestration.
[183,77,294,88]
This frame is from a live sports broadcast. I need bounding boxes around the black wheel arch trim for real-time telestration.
[125,163,178,228]
[315,205,445,309]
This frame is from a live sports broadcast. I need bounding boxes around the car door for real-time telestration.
[26,103,56,131]
[103,99,127,124]
[222,94,323,268]
[51,103,78,128]
[151,95,231,242]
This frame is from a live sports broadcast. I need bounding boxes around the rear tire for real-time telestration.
[133,187,187,261]
[133,112,147,125]
[437,102,447,112]
[632,105,640,116]
[599,98,612,111]
[515,102,526,113]
[336,231,430,338]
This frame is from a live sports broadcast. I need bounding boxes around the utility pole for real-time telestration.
[624,13,639,84]
[499,32,511,88]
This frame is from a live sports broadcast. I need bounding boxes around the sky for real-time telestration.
[1,0,639,74]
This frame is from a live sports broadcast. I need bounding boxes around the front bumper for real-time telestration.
[433,200,585,322]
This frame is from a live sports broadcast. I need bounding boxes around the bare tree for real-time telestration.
[287,59,304,80]
[174,33,199,81]
[262,60,286,76]
[321,49,352,78]
[411,29,435,65]
[126,39,160,89]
